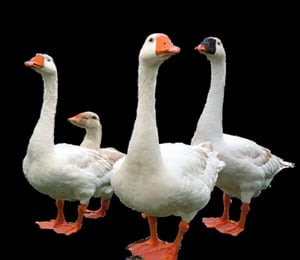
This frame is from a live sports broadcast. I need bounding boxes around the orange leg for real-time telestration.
[127,216,166,256]
[54,204,87,236]
[164,220,189,259]
[202,193,231,227]
[36,200,70,230]
[215,203,250,236]
[128,217,189,260]
[202,192,250,236]
[84,198,110,219]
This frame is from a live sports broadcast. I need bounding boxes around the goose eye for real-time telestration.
[217,41,221,46]
[149,37,154,42]
[92,116,98,120]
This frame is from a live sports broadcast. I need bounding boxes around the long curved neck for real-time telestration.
[27,74,58,154]
[81,127,102,149]
[126,61,163,167]
[192,56,226,144]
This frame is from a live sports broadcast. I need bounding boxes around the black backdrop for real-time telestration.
[7,4,298,260]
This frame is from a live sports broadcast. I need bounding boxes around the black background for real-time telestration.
[6,3,298,259]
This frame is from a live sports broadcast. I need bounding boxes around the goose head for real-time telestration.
[139,33,181,65]
[195,37,225,61]
[24,53,57,76]
[68,111,102,130]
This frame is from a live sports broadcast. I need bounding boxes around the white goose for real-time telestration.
[110,33,225,260]
[67,111,125,218]
[22,53,114,236]
[191,36,295,236]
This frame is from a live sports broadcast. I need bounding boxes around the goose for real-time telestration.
[22,53,115,236]
[67,111,125,218]
[191,36,295,236]
[110,33,225,260]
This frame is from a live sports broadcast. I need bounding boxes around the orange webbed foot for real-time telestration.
[202,217,227,228]
[36,219,57,230]
[84,199,110,219]
[202,217,244,236]
[36,219,69,230]
[127,236,167,256]
[53,222,82,236]
[84,208,106,219]
[215,220,244,236]
[127,237,178,260]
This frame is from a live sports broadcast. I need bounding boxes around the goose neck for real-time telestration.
[126,62,163,165]
[193,57,226,143]
[28,74,58,153]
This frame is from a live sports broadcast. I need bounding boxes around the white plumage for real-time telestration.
[67,111,125,218]
[191,36,295,236]
[110,33,225,259]
[22,53,115,236]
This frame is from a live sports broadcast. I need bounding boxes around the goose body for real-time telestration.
[23,53,114,235]
[191,36,295,236]
[110,33,225,259]
[67,111,125,218]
